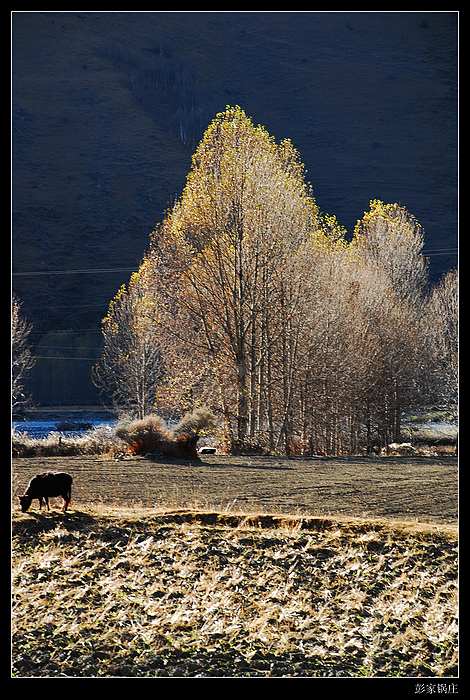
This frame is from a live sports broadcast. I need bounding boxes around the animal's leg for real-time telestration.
[45,496,50,511]
[63,496,70,513]
[39,497,43,510]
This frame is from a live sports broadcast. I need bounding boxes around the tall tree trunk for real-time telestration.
[249,319,258,438]
[366,400,372,454]
[393,379,401,442]
[237,357,249,443]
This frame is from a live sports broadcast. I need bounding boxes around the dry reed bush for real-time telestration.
[115,408,216,457]
[433,445,458,456]
[12,426,126,458]
[115,414,172,454]
[12,509,458,678]
[173,407,217,437]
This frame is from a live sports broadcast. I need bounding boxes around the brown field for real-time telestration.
[12,455,458,677]
[12,454,458,524]
[12,507,458,677]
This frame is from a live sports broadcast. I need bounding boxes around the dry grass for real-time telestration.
[115,414,172,446]
[12,506,458,678]
[12,426,126,458]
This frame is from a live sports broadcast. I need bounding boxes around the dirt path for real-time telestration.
[12,454,458,524]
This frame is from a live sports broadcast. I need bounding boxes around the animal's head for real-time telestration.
[19,495,32,513]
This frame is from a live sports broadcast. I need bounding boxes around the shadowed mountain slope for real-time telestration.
[12,12,457,405]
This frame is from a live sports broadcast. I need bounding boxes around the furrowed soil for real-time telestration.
[12,455,458,677]
[12,454,457,523]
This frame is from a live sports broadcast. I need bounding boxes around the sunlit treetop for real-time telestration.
[352,199,424,248]
[162,105,320,253]
[102,283,127,328]
[101,255,161,336]
[311,213,349,251]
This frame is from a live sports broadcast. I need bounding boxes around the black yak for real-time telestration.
[19,472,73,513]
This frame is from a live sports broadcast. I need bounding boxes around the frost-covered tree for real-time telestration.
[12,295,35,413]
[423,269,458,411]
[92,263,164,418]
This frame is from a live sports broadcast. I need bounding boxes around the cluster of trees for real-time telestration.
[93,106,458,455]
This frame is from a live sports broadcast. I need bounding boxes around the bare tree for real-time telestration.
[145,107,321,449]
[92,268,164,418]
[349,201,431,447]
[12,295,35,413]
[423,269,458,411]
[352,200,428,304]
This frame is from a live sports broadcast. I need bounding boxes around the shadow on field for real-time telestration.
[287,455,457,465]
[12,510,98,541]
[12,508,335,537]
[12,509,345,550]
[81,647,357,677]
[48,646,454,677]
[200,461,294,471]
[145,456,295,471]
[13,508,427,549]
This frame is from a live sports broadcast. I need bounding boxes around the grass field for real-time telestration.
[12,455,458,677]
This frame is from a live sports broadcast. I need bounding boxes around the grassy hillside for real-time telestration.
[12,508,458,677]
[12,12,457,404]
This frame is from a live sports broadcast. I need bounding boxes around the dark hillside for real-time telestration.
[12,11,457,405]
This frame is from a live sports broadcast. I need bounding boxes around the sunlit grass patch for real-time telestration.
[12,426,126,458]
[12,508,458,677]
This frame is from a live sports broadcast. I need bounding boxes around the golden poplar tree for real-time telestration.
[98,110,454,456]
[146,106,324,448]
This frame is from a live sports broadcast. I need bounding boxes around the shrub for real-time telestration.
[116,408,216,457]
[12,408,217,459]
[230,437,271,456]
[115,414,172,454]
[173,407,217,436]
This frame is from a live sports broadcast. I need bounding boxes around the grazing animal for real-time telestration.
[19,472,73,513]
